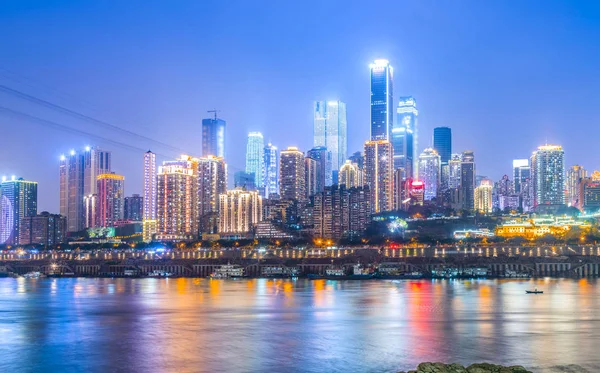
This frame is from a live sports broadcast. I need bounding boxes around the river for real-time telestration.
[0,278,597,372]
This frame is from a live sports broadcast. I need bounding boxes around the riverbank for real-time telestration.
[399,363,532,373]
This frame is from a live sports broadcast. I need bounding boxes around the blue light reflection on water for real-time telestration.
[0,278,599,373]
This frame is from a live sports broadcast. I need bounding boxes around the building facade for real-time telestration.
[19,212,66,246]
[143,150,157,220]
[433,127,452,165]
[531,145,565,207]
[124,194,143,221]
[418,148,441,201]
[245,132,264,189]
[338,160,364,188]
[306,146,332,193]
[0,178,37,245]
[567,165,587,208]
[370,59,394,141]
[218,188,263,234]
[280,147,306,201]
[263,143,279,198]
[460,151,476,211]
[96,173,125,227]
[474,179,493,214]
[198,156,227,218]
[313,100,347,172]
[312,185,370,240]
[393,96,418,178]
[202,117,226,158]
[364,140,394,213]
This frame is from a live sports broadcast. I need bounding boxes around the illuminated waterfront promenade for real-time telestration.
[3,245,600,278]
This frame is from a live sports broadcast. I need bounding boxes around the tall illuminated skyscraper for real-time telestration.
[474,179,493,214]
[60,149,84,233]
[245,132,264,188]
[566,165,587,208]
[280,147,306,201]
[512,159,530,194]
[433,127,452,165]
[531,145,565,207]
[338,160,364,188]
[198,156,228,218]
[263,143,279,198]
[392,96,417,179]
[143,151,157,220]
[157,156,199,238]
[448,154,462,189]
[314,100,347,172]
[202,116,226,158]
[364,140,394,213]
[0,177,37,245]
[306,146,333,192]
[96,173,125,227]
[84,147,111,196]
[460,151,476,211]
[418,148,441,201]
[370,59,393,141]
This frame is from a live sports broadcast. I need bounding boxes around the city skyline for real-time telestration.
[1,1,600,213]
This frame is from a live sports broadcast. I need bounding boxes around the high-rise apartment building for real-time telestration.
[198,156,227,218]
[263,143,279,198]
[157,156,199,237]
[202,116,226,158]
[338,160,364,188]
[306,146,332,192]
[512,159,530,194]
[566,165,587,208]
[448,154,462,189]
[305,157,319,199]
[0,177,37,245]
[245,132,264,188]
[583,171,600,211]
[460,151,476,211]
[96,173,125,227]
[393,97,417,178]
[218,188,263,234]
[143,150,157,220]
[83,194,98,228]
[530,145,565,207]
[280,147,306,201]
[19,212,66,246]
[418,148,441,201]
[312,185,370,240]
[124,194,143,221]
[474,179,493,214]
[370,59,393,141]
[364,140,394,213]
[314,100,347,171]
[84,147,111,196]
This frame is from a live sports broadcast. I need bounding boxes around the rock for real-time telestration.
[398,363,532,373]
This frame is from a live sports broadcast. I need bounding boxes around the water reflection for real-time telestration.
[0,278,598,372]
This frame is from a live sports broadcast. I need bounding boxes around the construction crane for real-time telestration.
[207,109,220,120]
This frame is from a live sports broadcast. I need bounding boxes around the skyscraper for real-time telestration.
[512,159,530,194]
[245,132,264,188]
[233,171,256,191]
[0,177,37,245]
[312,185,370,240]
[60,150,84,233]
[305,157,319,199]
[157,156,199,238]
[314,100,347,171]
[263,143,279,198]
[474,179,493,214]
[460,151,476,211]
[143,150,157,221]
[84,147,111,196]
[218,188,263,234]
[393,97,417,178]
[202,116,226,158]
[96,173,125,227]
[338,160,364,188]
[306,146,333,192]
[530,145,565,207]
[370,59,393,141]
[433,127,452,165]
[566,165,587,208]
[198,156,228,218]
[448,154,462,189]
[124,194,143,221]
[583,171,600,212]
[364,140,394,213]
[279,147,306,201]
[418,148,441,201]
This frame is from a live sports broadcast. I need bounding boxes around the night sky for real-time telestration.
[1,0,599,212]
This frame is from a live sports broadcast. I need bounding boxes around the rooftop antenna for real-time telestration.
[207,109,220,120]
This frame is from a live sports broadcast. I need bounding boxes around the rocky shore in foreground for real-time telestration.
[398,362,532,373]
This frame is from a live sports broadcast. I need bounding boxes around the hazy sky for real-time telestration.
[1,0,600,212]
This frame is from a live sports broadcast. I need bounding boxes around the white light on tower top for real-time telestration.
[85,146,91,152]
[70,150,76,156]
